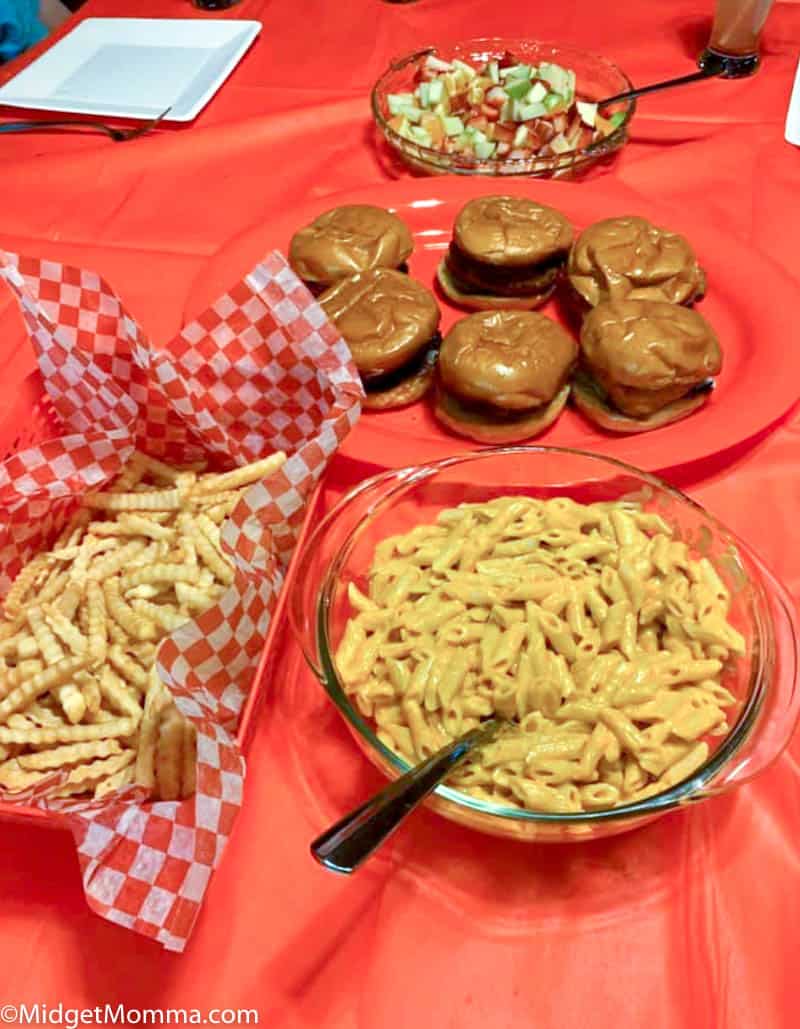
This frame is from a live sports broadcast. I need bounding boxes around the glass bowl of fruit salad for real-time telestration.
[371,39,635,178]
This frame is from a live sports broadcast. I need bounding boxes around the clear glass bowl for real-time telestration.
[290,448,800,842]
[371,39,635,179]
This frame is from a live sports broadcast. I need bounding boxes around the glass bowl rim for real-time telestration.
[312,445,778,826]
[370,37,637,177]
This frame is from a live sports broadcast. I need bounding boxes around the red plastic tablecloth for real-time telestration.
[1,1,799,1026]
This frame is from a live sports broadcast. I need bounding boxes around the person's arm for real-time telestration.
[38,0,69,31]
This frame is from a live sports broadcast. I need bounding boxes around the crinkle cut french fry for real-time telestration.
[27,701,65,727]
[120,563,203,591]
[44,605,88,655]
[0,655,88,722]
[135,670,172,791]
[104,577,157,642]
[3,554,50,617]
[86,580,107,666]
[0,715,137,746]
[77,671,102,715]
[37,569,69,606]
[57,583,84,620]
[154,705,184,801]
[53,682,87,725]
[94,763,135,799]
[99,665,143,721]
[193,533,235,587]
[108,645,148,691]
[83,488,182,511]
[27,606,64,665]
[85,539,147,582]
[131,597,188,633]
[175,581,222,613]
[17,738,122,771]
[192,452,286,495]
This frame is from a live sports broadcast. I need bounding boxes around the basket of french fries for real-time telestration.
[0,248,362,949]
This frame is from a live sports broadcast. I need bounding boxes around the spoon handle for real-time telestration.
[311,719,504,874]
[600,66,719,107]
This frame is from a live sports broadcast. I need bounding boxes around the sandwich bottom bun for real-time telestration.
[437,260,554,312]
[363,351,437,410]
[434,384,570,444]
[572,375,710,434]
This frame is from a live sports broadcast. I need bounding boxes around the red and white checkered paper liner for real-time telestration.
[0,249,363,950]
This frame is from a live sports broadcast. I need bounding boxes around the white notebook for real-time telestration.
[0,17,262,122]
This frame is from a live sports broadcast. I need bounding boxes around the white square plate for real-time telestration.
[785,56,800,146]
[0,17,262,122]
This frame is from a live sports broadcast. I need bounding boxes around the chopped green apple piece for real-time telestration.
[432,98,451,116]
[487,60,500,84]
[500,63,532,80]
[470,129,488,145]
[387,93,415,116]
[428,79,445,105]
[518,101,547,120]
[513,124,530,147]
[474,138,496,159]
[550,132,572,155]
[543,92,564,112]
[418,82,432,107]
[443,115,464,136]
[402,105,423,123]
[409,125,433,147]
[526,81,548,104]
[576,100,597,127]
[425,55,453,73]
[505,77,532,100]
[538,62,570,97]
[452,58,477,79]
[566,69,577,101]
[394,116,411,140]
[609,111,626,129]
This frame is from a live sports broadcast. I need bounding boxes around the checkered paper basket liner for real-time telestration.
[0,249,363,950]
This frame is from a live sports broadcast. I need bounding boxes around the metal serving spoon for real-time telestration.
[0,106,171,143]
[311,718,507,874]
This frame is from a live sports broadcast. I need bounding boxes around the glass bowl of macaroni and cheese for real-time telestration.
[290,448,800,842]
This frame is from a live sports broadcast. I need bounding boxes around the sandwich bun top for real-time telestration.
[452,196,573,268]
[290,205,414,285]
[580,299,722,391]
[568,215,705,306]
[438,310,577,411]
[320,268,440,378]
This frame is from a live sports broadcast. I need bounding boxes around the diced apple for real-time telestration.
[496,141,511,156]
[526,81,548,104]
[421,113,445,146]
[387,114,410,137]
[425,54,453,73]
[485,85,508,108]
[492,124,516,144]
[466,115,488,132]
[550,133,572,155]
[452,58,477,79]
[480,103,500,122]
[487,60,500,84]
[576,100,597,127]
